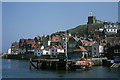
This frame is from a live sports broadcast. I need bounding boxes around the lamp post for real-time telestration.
[65,31,68,70]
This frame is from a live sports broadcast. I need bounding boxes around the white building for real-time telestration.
[18,48,26,54]
[34,45,64,58]
[99,28,104,32]
[34,46,44,56]
[34,49,43,56]
[43,49,50,55]
[48,41,51,46]
[99,45,104,55]
[8,48,11,54]
[104,23,118,34]
[49,45,64,58]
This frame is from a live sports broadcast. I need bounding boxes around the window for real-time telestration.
[94,48,96,50]
[114,50,117,53]
[114,49,120,53]
[52,53,54,55]
[118,49,120,52]
[46,52,48,54]
[41,52,43,54]
[94,52,96,55]
[52,50,54,52]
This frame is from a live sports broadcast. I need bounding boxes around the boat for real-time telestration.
[73,58,92,70]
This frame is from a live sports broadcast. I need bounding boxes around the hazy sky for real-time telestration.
[2,2,118,52]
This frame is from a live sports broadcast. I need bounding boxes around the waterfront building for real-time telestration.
[34,45,44,56]
[82,41,100,58]
[99,47,104,57]
[105,37,120,46]
[42,47,50,55]
[107,45,120,62]
[43,35,50,47]
[49,45,64,58]
[18,39,36,54]
[8,48,11,54]
[55,45,64,54]
[11,41,19,54]
[68,46,87,60]
[34,36,42,45]
[99,37,120,56]
[50,46,57,58]
[99,42,106,57]
[67,37,82,53]
[50,35,61,46]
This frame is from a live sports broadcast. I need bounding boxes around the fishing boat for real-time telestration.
[73,58,92,69]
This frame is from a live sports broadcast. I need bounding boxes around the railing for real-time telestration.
[110,63,120,68]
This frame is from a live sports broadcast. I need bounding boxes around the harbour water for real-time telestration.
[1,59,120,78]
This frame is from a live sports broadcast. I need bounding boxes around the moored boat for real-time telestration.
[73,58,92,70]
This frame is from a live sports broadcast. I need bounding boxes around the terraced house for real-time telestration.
[19,39,36,54]
[82,41,99,58]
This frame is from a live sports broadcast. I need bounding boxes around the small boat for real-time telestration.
[73,58,92,70]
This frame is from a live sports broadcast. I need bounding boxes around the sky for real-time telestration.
[118,1,120,23]
[2,2,118,52]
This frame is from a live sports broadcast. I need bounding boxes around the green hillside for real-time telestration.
[51,23,103,36]
[67,23,103,35]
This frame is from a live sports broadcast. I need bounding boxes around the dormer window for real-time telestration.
[114,49,120,53]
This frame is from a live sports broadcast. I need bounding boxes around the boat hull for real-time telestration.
[73,64,92,70]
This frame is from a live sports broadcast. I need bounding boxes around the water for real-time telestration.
[1,59,120,78]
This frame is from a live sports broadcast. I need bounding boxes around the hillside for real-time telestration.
[67,23,103,36]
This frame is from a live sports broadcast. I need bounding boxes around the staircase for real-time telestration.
[110,63,120,68]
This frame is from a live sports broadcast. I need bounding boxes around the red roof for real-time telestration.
[82,41,95,47]
[20,38,36,48]
[51,35,60,42]
[73,46,87,52]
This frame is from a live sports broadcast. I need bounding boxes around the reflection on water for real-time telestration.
[2,59,120,78]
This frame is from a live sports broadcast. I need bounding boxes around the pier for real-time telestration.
[29,58,109,70]
[29,58,73,70]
